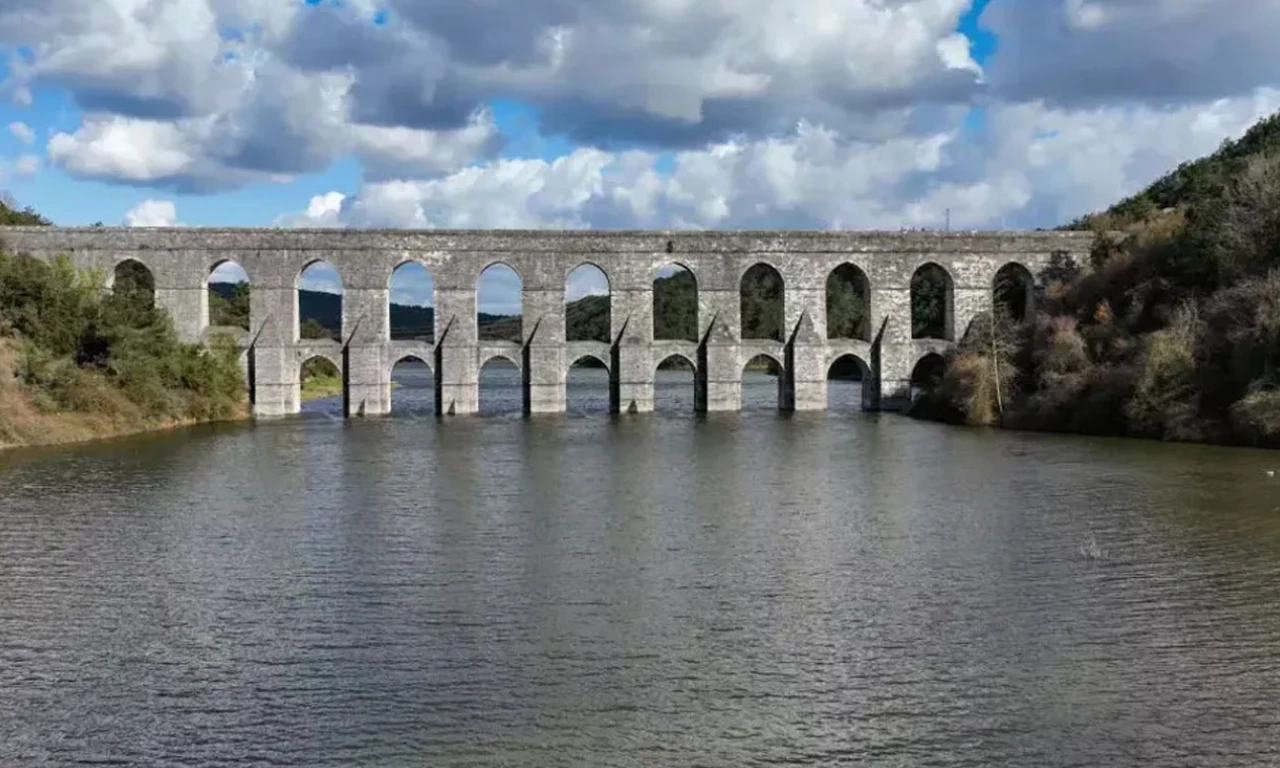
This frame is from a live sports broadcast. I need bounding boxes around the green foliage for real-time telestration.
[478,314,522,342]
[654,269,698,341]
[926,109,1280,446]
[1124,303,1202,440]
[826,265,869,339]
[912,311,1019,425]
[994,266,1033,321]
[0,250,245,425]
[566,294,610,343]
[911,265,949,338]
[0,196,51,226]
[299,357,343,401]
[209,282,250,331]
[300,317,333,340]
[1229,389,1280,446]
[741,264,784,341]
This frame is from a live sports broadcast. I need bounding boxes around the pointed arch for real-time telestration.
[654,353,698,412]
[297,260,343,342]
[827,354,870,412]
[389,354,434,415]
[207,260,250,332]
[826,263,870,341]
[910,353,947,402]
[567,354,611,415]
[741,262,785,342]
[299,354,344,412]
[110,258,155,306]
[742,353,785,411]
[911,263,954,341]
[477,263,522,343]
[653,263,698,342]
[566,263,611,343]
[389,261,435,342]
[478,354,523,415]
[994,262,1036,322]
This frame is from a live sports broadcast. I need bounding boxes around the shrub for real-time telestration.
[0,249,246,436]
[1230,389,1280,446]
[1124,302,1203,440]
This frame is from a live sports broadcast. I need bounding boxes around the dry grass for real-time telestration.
[0,340,247,451]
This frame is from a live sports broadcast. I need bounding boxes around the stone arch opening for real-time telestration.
[741,262,784,342]
[911,263,954,341]
[479,354,523,416]
[566,263,611,343]
[477,263,522,343]
[654,353,697,412]
[567,354,611,415]
[910,353,947,403]
[109,259,155,314]
[207,260,250,333]
[827,354,870,412]
[299,354,344,414]
[742,353,785,411]
[389,261,435,342]
[653,263,698,342]
[826,263,870,341]
[994,262,1035,323]
[390,355,434,416]
[297,260,342,342]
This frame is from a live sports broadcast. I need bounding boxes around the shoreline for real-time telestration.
[0,407,252,453]
[906,408,1280,451]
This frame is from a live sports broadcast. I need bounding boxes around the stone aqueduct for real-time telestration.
[0,227,1093,418]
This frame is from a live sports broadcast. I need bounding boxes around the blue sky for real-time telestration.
[7,0,1280,314]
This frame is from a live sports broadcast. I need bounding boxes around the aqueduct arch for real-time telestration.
[0,226,1085,417]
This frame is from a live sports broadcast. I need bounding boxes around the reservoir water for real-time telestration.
[2,364,1280,766]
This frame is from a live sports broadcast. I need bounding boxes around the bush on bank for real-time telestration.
[913,117,1280,447]
[0,250,246,447]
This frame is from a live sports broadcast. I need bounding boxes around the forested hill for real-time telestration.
[922,109,1280,447]
[1071,112,1280,229]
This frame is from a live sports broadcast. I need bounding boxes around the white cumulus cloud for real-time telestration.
[123,199,179,227]
[279,89,1280,231]
[0,0,1274,231]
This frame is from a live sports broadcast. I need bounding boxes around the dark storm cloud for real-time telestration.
[983,0,1280,107]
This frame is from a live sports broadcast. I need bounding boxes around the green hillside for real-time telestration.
[920,110,1280,447]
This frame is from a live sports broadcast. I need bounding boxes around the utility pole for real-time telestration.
[945,208,951,232]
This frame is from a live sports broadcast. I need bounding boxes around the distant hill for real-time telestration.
[211,283,511,341]
[211,266,864,347]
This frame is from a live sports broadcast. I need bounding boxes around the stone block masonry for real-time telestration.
[0,227,1094,418]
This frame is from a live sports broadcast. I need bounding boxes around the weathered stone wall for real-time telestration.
[0,226,1094,417]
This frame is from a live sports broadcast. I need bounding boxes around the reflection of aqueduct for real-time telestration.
[0,227,1092,417]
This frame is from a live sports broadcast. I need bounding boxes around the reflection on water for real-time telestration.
[3,363,1280,767]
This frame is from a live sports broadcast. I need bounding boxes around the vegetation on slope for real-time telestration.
[916,111,1280,447]
[0,250,246,448]
[0,196,50,226]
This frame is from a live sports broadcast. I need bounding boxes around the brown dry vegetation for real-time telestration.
[0,340,246,450]
[912,118,1280,447]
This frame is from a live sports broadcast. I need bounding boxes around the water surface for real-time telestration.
[2,365,1279,766]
